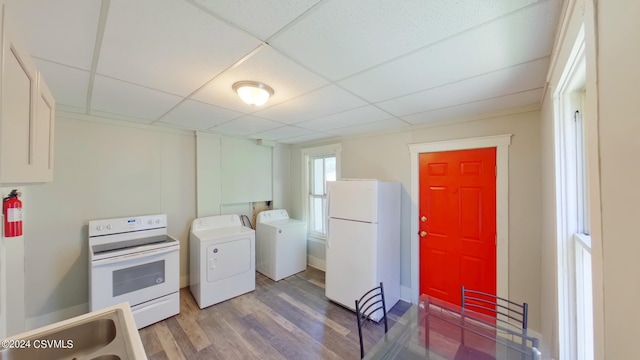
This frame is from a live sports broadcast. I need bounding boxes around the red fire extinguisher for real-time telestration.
[3,189,23,237]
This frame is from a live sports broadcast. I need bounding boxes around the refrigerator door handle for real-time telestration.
[326,186,331,249]
[326,220,331,249]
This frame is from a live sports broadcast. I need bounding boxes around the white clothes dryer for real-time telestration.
[255,209,307,281]
[190,214,255,309]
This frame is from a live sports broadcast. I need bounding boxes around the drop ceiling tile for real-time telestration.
[327,118,409,137]
[280,132,336,144]
[253,85,368,124]
[338,0,560,102]
[98,0,261,96]
[297,105,394,131]
[34,59,90,111]
[252,126,313,141]
[6,0,563,142]
[190,0,322,40]
[193,46,329,112]
[91,75,183,122]
[270,0,542,80]
[5,0,101,70]
[377,58,549,117]
[210,116,283,136]
[159,100,243,129]
[401,88,543,125]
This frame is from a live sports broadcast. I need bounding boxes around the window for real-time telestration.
[308,156,336,236]
[571,96,593,360]
[301,144,341,241]
[555,27,594,360]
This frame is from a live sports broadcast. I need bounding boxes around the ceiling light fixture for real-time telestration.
[232,81,274,106]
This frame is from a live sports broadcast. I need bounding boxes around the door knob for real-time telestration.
[419,231,428,237]
[420,216,427,222]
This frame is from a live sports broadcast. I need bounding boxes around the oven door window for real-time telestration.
[113,260,165,297]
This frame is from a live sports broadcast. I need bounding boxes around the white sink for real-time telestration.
[0,303,146,360]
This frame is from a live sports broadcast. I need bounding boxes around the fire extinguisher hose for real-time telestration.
[3,189,20,202]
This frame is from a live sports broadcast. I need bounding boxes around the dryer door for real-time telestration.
[207,238,252,282]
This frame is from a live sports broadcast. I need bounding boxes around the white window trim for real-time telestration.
[574,232,593,360]
[408,134,512,303]
[301,144,342,242]
[575,232,592,251]
[553,24,594,360]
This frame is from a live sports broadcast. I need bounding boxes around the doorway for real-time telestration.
[419,148,496,305]
[409,135,511,303]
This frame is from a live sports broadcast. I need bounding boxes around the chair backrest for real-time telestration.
[355,282,388,359]
[461,286,528,331]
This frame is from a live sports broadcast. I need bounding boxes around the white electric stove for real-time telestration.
[88,214,180,329]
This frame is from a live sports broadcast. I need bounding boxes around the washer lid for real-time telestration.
[192,224,255,240]
[258,218,306,229]
[192,214,246,231]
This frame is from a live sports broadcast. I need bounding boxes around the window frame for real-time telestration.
[554,27,594,360]
[307,155,336,238]
[301,144,342,243]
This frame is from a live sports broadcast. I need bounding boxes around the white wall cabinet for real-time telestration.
[0,10,55,184]
[220,138,272,204]
[196,134,279,217]
[32,74,55,182]
[195,135,272,210]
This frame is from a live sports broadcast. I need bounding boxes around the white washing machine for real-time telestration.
[190,214,255,309]
[255,209,307,281]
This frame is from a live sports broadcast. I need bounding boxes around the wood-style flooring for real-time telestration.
[139,267,410,360]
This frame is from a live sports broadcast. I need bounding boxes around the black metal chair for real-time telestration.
[461,286,528,331]
[355,282,388,359]
[460,286,536,359]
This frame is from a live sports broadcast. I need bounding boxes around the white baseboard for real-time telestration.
[307,255,326,271]
[26,302,88,331]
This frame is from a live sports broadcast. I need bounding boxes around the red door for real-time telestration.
[418,148,496,305]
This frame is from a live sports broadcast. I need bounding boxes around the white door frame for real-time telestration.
[408,134,512,302]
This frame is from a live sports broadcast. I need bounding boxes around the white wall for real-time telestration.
[272,144,291,211]
[597,1,640,358]
[290,108,542,330]
[22,113,289,329]
[23,114,196,328]
[195,132,222,217]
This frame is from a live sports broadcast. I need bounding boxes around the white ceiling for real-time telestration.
[5,0,562,144]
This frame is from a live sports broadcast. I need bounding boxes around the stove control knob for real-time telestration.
[97,225,104,231]
[106,224,112,230]
[156,219,161,224]
[148,219,153,225]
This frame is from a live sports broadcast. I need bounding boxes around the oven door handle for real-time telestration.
[92,246,178,266]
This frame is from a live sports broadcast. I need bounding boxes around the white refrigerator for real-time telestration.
[325,179,401,320]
